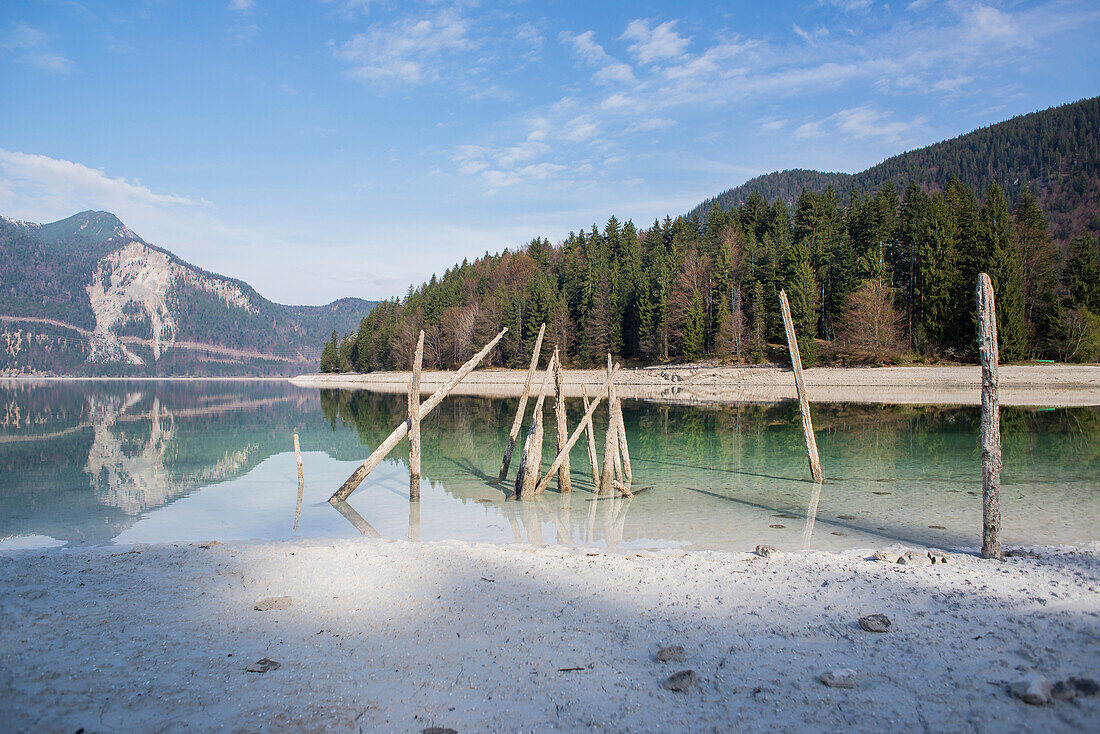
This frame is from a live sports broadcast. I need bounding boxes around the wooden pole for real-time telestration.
[498,323,545,482]
[534,363,620,496]
[581,386,601,488]
[599,354,617,495]
[293,432,304,532]
[408,330,424,501]
[977,273,1003,560]
[515,351,555,498]
[330,328,507,503]
[779,290,824,483]
[552,349,571,494]
[612,396,632,488]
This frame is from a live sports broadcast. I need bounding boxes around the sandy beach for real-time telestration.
[2,538,1097,732]
[292,364,1100,407]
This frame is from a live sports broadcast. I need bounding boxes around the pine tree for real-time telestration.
[751,281,766,362]
[1013,190,1062,356]
[1064,230,1100,312]
[978,182,1027,361]
[682,291,706,360]
[783,238,818,366]
[320,330,339,373]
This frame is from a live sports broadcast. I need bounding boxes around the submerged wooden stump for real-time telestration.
[977,273,1003,560]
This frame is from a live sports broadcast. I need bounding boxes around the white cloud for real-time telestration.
[336,8,474,84]
[228,0,254,12]
[560,30,638,85]
[965,4,1026,45]
[621,19,690,64]
[3,21,73,75]
[819,0,874,11]
[793,105,926,144]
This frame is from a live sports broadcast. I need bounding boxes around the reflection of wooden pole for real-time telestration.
[977,273,1002,560]
[553,350,571,493]
[534,363,619,496]
[581,386,601,488]
[516,351,555,498]
[293,432,304,532]
[408,330,424,501]
[330,328,507,503]
[499,323,545,482]
[801,481,822,549]
[330,499,382,538]
[779,290,823,483]
[600,354,617,495]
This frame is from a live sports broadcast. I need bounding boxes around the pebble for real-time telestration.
[928,549,949,564]
[245,658,281,673]
[1010,673,1052,705]
[872,551,900,563]
[755,545,781,558]
[662,670,698,692]
[422,729,458,734]
[858,614,892,633]
[656,645,686,663]
[819,669,859,689]
[254,596,292,611]
[1005,549,1041,559]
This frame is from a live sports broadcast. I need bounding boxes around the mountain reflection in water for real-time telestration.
[0,380,1097,552]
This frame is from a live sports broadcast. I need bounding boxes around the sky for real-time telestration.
[1,1,1098,306]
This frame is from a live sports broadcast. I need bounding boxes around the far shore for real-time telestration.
[292,364,1100,407]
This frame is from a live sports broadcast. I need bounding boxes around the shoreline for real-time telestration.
[292,364,1100,407]
[1,537,1097,732]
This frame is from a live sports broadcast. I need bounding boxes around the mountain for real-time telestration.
[0,211,377,375]
[689,97,1100,245]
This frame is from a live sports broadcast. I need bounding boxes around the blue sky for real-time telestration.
[1,0,1097,305]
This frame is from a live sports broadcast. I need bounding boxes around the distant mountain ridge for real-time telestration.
[0,211,377,375]
[689,97,1100,244]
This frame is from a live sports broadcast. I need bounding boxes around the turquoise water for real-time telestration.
[0,380,1096,552]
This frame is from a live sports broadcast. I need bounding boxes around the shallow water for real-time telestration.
[0,380,1096,552]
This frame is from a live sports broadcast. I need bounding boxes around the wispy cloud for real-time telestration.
[794,105,926,144]
[621,19,690,64]
[336,7,474,85]
[228,0,255,13]
[2,21,74,75]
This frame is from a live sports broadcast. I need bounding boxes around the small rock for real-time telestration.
[928,549,949,564]
[1066,676,1099,697]
[858,614,892,633]
[1010,673,1052,705]
[254,596,292,611]
[656,645,686,663]
[872,551,900,563]
[755,544,781,558]
[422,729,458,734]
[1005,548,1041,559]
[662,670,698,692]
[245,657,281,673]
[897,551,929,566]
[819,668,859,689]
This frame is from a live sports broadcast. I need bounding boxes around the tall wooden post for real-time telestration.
[600,354,617,495]
[499,323,545,482]
[613,396,632,488]
[330,328,507,503]
[515,351,555,498]
[293,432,304,532]
[779,290,824,483]
[581,386,601,488]
[552,349,571,493]
[977,273,1003,560]
[408,330,424,501]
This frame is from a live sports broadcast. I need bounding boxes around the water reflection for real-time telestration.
[0,379,1097,552]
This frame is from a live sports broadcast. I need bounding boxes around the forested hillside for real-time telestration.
[324,178,1099,373]
[690,97,1100,245]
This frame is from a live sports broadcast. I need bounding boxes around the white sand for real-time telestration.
[292,364,1100,407]
[2,539,1098,732]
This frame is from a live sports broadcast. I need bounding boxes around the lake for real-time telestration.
[0,379,1096,553]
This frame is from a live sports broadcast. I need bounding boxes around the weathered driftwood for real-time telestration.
[330,328,507,503]
[611,479,633,498]
[408,330,425,501]
[498,323,545,482]
[977,273,1003,560]
[293,432,304,532]
[581,386,601,487]
[600,354,619,494]
[533,363,620,496]
[330,498,382,538]
[779,290,824,483]
[515,350,556,498]
[612,394,632,488]
[553,350,572,494]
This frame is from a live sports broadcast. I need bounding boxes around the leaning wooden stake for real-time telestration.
[779,290,824,483]
[599,354,618,494]
[330,328,507,503]
[515,351,556,498]
[499,323,546,482]
[612,394,632,488]
[977,273,1003,560]
[553,350,572,493]
[293,432,304,532]
[408,330,425,501]
[581,386,601,487]
[534,363,620,495]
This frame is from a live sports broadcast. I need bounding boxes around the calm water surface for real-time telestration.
[1,380,1096,552]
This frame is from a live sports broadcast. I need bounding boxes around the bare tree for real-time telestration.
[835,277,904,362]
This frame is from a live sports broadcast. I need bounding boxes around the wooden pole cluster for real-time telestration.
[515,349,557,498]
[977,273,1003,560]
[407,330,424,501]
[599,354,632,495]
[779,290,824,483]
[329,327,507,503]
[499,323,545,482]
[581,386,601,487]
[293,432,304,532]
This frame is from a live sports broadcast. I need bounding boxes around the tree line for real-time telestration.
[321,177,1100,373]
